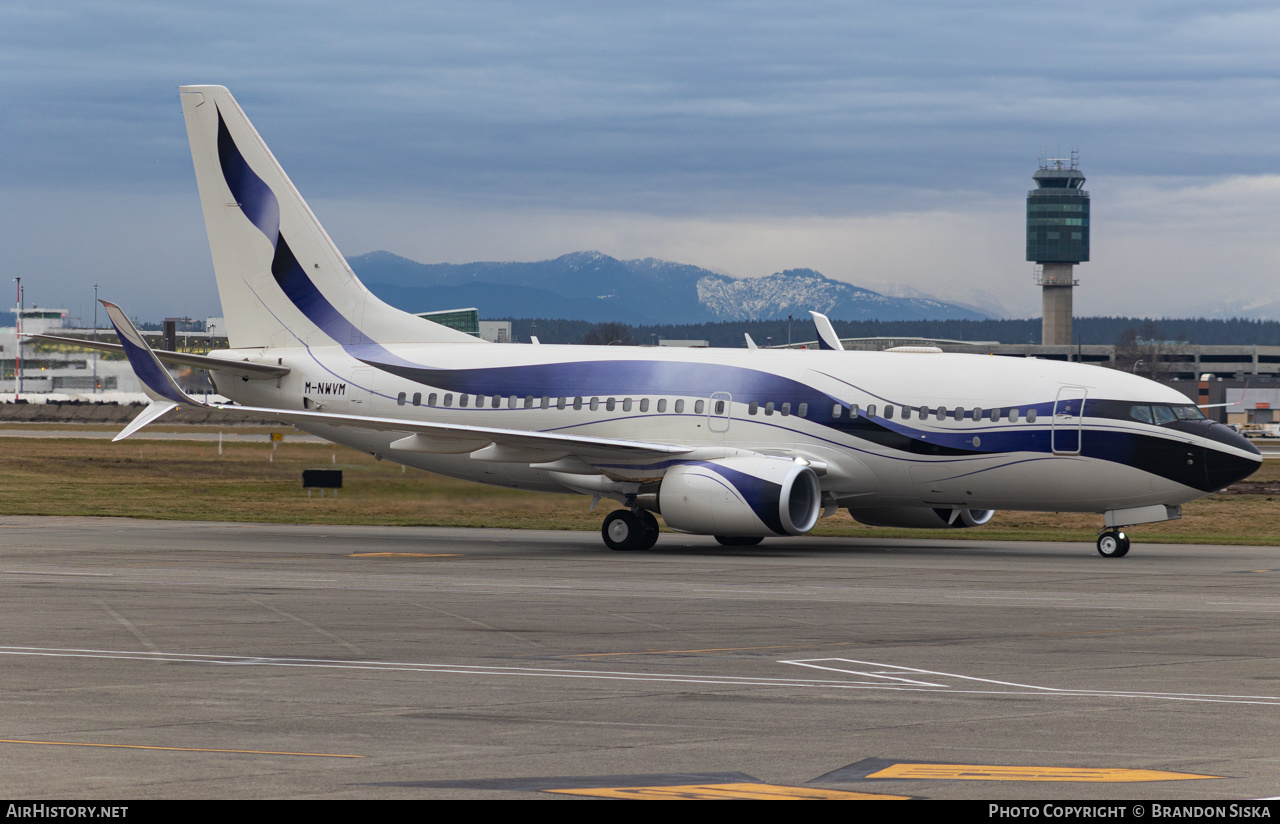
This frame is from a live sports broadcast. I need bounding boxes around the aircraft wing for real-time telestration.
[206,405,691,461]
[100,300,691,461]
[27,333,289,379]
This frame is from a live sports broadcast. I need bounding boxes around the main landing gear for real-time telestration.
[602,509,660,551]
[1096,530,1130,558]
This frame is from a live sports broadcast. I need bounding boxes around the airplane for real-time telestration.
[57,86,1264,558]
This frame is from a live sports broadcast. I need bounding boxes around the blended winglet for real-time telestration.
[100,300,206,440]
[810,310,845,351]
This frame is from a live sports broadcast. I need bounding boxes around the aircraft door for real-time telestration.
[708,392,732,433]
[348,368,376,411]
[1052,385,1087,455]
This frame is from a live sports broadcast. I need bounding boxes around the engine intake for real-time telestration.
[658,457,821,537]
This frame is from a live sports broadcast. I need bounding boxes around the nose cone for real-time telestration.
[1204,426,1262,490]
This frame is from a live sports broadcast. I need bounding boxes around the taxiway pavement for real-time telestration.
[1,515,1278,799]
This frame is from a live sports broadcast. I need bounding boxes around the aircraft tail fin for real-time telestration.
[179,85,480,350]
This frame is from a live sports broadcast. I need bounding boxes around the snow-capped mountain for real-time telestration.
[350,250,992,324]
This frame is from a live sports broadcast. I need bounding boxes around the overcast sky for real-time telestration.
[4,1,1280,323]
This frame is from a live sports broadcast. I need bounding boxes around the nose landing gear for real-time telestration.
[1096,530,1130,558]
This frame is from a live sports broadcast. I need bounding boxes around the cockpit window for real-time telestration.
[1101,400,1207,426]
[1130,405,1154,424]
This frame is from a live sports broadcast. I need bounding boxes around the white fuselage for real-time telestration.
[207,342,1260,514]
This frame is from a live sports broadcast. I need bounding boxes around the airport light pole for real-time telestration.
[13,277,20,400]
[93,284,99,393]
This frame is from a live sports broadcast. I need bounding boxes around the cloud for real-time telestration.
[3,2,1280,320]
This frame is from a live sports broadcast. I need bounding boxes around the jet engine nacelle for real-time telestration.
[658,457,822,537]
[849,506,996,529]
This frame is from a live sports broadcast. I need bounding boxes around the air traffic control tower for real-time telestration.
[1027,153,1089,345]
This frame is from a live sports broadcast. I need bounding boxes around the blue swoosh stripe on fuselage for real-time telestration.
[359,357,1029,457]
[351,355,1253,490]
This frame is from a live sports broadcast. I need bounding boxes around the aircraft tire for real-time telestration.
[603,510,646,551]
[1097,531,1130,558]
[637,511,660,550]
[714,535,764,547]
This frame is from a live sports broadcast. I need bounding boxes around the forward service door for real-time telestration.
[1051,385,1087,455]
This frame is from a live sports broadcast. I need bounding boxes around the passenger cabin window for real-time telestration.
[884,405,894,420]
[658,399,667,413]
[640,399,649,412]
[606,398,616,412]
[765,402,775,416]
[751,401,760,415]
[675,400,685,413]
[397,392,406,406]
[573,396,583,410]
[523,397,534,409]
[867,404,877,418]
[590,397,600,411]
[459,394,469,408]
[935,407,946,421]
[443,394,453,407]
[541,397,550,409]
[780,402,790,416]
[557,397,567,409]
[850,404,859,418]
[1026,409,1037,423]
[798,403,808,417]
[694,400,705,414]
[901,406,911,420]
[832,403,842,419]
[414,392,424,406]
[715,400,726,415]
[1009,408,1020,422]
[622,398,632,412]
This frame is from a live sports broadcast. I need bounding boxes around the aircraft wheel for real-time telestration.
[603,510,645,551]
[637,510,660,550]
[1097,531,1130,558]
[714,535,764,547]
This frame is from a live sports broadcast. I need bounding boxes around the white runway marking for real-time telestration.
[781,658,1280,706]
[2,644,1280,707]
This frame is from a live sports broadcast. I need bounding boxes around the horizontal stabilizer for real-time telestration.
[28,334,288,379]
